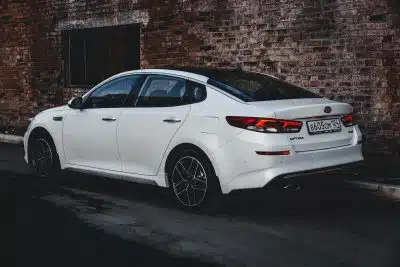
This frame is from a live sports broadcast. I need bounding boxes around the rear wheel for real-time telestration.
[168,148,223,213]
[30,133,60,178]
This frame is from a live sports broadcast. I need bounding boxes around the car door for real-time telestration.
[63,75,142,171]
[118,74,192,175]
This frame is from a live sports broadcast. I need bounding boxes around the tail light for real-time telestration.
[226,116,302,133]
[341,114,354,127]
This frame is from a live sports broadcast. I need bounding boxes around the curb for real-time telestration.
[0,134,24,145]
[346,180,400,202]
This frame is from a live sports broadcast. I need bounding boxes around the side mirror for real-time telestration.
[68,97,83,109]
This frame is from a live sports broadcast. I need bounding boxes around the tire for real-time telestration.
[29,132,60,179]
[167,148,224,213]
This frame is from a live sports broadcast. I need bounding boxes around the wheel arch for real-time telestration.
[164,143,220,188]
[27,127,58,164]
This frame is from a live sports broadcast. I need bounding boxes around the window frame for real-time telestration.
[81,74,145,109]
[62,24,141,88]
[133,74,207,108]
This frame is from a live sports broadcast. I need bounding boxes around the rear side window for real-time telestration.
[136,75,186,107]
[135,75,206,107]
[184,80,207,104]
[207,71,321,102]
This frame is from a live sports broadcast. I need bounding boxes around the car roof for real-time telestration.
[109,67,249,83]
[168,67,242,76]
[106,67,281,90]
[169,67,281,80]
[109,69,210,83]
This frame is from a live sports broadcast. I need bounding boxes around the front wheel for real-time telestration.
[30,133,60,178]
[168,148,223,212]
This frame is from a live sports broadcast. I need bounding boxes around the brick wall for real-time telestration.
[1,0,399,155]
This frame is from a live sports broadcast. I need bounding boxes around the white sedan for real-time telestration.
[24,68,363,210]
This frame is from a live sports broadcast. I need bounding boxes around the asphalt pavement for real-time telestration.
[2,143,400,266]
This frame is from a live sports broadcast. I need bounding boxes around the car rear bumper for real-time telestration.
[266,160,365,187]
[219,144,363,194]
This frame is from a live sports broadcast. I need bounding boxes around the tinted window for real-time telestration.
[208,71,320,102]
[136,76,187,107]
[184,81,207,104]
[207,71,321,102]
[84,75,141,108]
[171,68,320,102]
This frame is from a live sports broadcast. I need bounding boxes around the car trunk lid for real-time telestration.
[247,98,352,119]
[247,98,354,151]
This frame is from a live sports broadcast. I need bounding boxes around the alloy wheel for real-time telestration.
[171,156,208,207]
[32,138,53,176]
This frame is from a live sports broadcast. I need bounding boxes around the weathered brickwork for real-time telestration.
[1,0,399,155]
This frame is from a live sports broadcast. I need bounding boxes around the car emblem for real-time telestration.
[324,106,332,113]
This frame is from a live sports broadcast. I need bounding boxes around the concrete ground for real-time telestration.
[2,143,400,266]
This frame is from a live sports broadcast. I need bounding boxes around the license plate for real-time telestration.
[306,119,341,135]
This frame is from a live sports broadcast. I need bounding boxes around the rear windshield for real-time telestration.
[205,70,321,102]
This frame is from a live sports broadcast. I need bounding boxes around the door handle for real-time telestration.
[53,116,63,121]
[102,117,117,122]
[163,118,181,123]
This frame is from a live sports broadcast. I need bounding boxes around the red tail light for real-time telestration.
[341,114,354,127]
[226,116,302,133]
